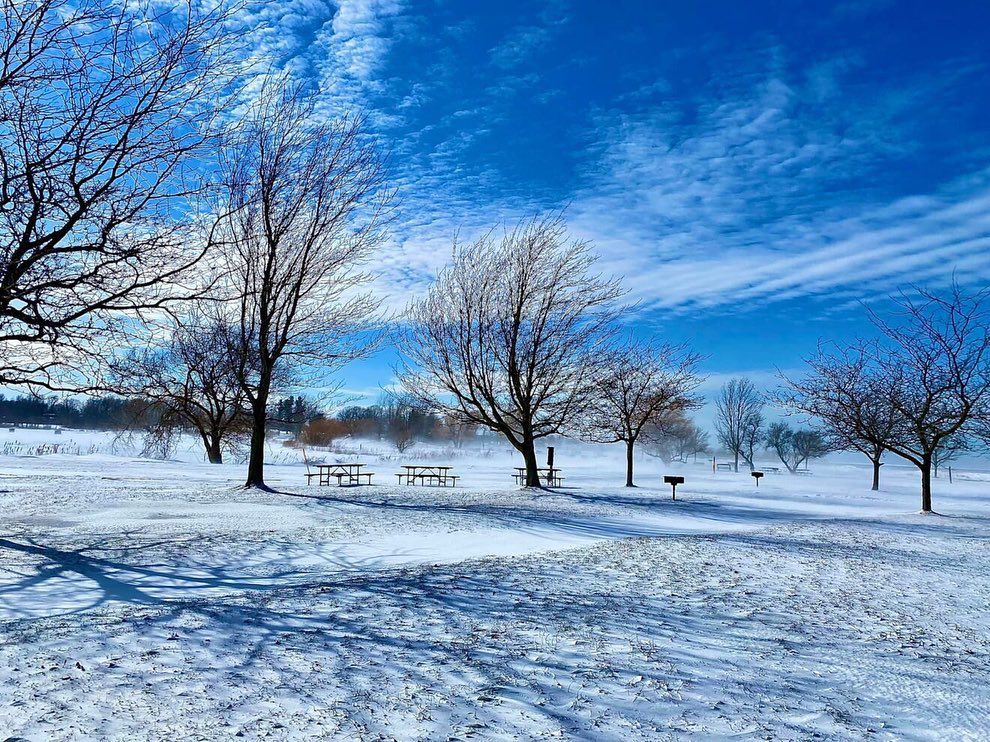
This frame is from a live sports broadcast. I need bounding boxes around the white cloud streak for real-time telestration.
[563,63,990,314]
[239,8,990,320]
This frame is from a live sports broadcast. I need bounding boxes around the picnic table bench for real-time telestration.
[306,463,375,487]
[715,463,734,471]
[396,465,459,487]
[512,467,564,487]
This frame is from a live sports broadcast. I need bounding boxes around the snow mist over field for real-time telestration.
[0,428,988,739]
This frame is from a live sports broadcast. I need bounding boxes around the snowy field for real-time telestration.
[1,429,989,740]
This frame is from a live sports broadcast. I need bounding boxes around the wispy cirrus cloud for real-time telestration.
[488,0,568,69]
[563,55,990,314]
[239,3,990,322]
[489,26,551,70]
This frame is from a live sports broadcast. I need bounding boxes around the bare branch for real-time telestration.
[398,213,625,488]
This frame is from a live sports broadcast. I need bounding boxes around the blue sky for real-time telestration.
[250,0,990,405]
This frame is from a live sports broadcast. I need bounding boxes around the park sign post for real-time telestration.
[663,475,684,500]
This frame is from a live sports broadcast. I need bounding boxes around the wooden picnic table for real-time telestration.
[307,463,374,487]
[513,467,564,487]
[396,465,459,487]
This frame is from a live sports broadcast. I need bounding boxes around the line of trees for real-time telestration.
[299,399,480,452]
[0,2,388,490]
[397,215,703,488]
[2,1,988,502]
[0,395,140,430]
[783,285,990,513]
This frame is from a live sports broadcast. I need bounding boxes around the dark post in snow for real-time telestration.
[751,470,764,487]
[663,475,684,500]
[547,446,555,468]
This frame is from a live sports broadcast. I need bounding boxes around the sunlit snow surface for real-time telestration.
[1,429,988,739]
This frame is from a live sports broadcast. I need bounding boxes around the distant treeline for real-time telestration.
[0,394,138,429]
[295,399,484,451]
[0,393,483,449]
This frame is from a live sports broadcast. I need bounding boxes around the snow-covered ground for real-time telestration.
[1,428,988,739]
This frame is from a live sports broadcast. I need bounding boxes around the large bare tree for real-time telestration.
[713,378,764,472]
[584,338,701,486]
[782,344,901,490]
[399,214,624,487]
[215,79,387,489]
[865,286,990,512]
[0,0,240,388]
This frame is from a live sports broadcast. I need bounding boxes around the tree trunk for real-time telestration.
[206,435,223,464]
[521,438,540,488]
[625,439,635,487]
[871,457,881,491]
[733,450,739,473]
[245,392,270,488]
[920,454,933,513]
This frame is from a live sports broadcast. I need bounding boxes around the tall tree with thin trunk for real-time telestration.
[583,338,701,486]
[0,0,240,389]
[216,79,388,489]
[714,378,764,472]
[399,214,624,487]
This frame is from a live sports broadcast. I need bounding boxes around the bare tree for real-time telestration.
[399,214,624,488]
[765,422,832,473]
[867,285,990,512]
[114,310,249,463]
[0,0,241,388]
[584,338,701,486]
[380,394,433,454]
[740,410,764,470]
[215,79,388,489]
[714,378,764,472]
[645,413,710,464]
[440,415,478,449]
[782,344,900,490]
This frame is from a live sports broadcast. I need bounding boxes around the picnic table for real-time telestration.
[396,465,459,487]
[513,467,564,487]
[306,463,374,487]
